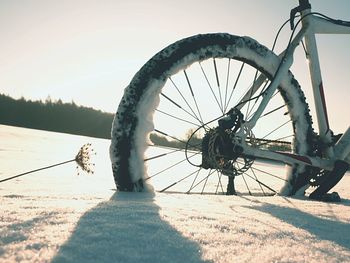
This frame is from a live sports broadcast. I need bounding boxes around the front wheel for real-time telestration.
[110,33,314,196]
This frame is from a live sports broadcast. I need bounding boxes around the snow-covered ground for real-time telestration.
[1,125,350,262]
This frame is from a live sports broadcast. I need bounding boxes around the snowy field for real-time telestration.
[1,124,350,263]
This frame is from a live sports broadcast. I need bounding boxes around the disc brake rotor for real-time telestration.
[201,108,256,176]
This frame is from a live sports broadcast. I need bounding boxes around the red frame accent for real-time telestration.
[319,82,330,131]
[275,151,312,165]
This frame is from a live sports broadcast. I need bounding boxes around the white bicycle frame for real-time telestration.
[239,6,350,171]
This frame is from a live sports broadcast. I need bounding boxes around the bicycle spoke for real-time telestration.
[160,92,200,124]
[243,172,278,194]
[245,70,259,119]
[201,172,210,194]
[148,143,200,154]
[154,129,200,150]
[186,169,216,194]
[144,148,183,162]
[184,70,204,125]
[241,174,252,195]
[156,109,200,127]
[169,77,204,125]
[146,151,200,180]
[259,104,287,119]
[261,119,292,140]
[213,58,224,111]
[215,171,224,194]
[223,58,231,112]
[199,62,224,114]
[159,167,202,192]
[246,80,270,119]
[225,62,245,112]
[272,89,281,98]
[250,168,266,196]
[187,169,201,194]
[236,160,287,182]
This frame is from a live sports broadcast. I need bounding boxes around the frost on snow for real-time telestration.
[1,125,350,262]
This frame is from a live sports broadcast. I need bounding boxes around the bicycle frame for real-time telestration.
[238,4,350,170]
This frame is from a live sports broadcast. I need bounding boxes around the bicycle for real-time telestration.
[109,0,350,201]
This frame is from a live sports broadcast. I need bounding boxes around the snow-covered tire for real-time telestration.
[110,33,314,195]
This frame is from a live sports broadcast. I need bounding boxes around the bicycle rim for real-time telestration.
[110,33,314,196]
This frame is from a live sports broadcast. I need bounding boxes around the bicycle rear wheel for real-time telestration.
[110,33,314,196]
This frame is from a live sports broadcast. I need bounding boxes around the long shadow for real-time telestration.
[52,192,208,263]
[248,203,350,250]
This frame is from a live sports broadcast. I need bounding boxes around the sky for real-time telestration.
[0,0,349,133]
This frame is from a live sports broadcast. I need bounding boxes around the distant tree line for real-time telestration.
[0,94,197,144]
[0,94,291,152]
[0,94,114,139]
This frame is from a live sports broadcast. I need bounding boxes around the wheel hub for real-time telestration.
[201,108,255,176]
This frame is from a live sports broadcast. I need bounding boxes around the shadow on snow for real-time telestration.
[52,192,208,263]
[249,202,350,250]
